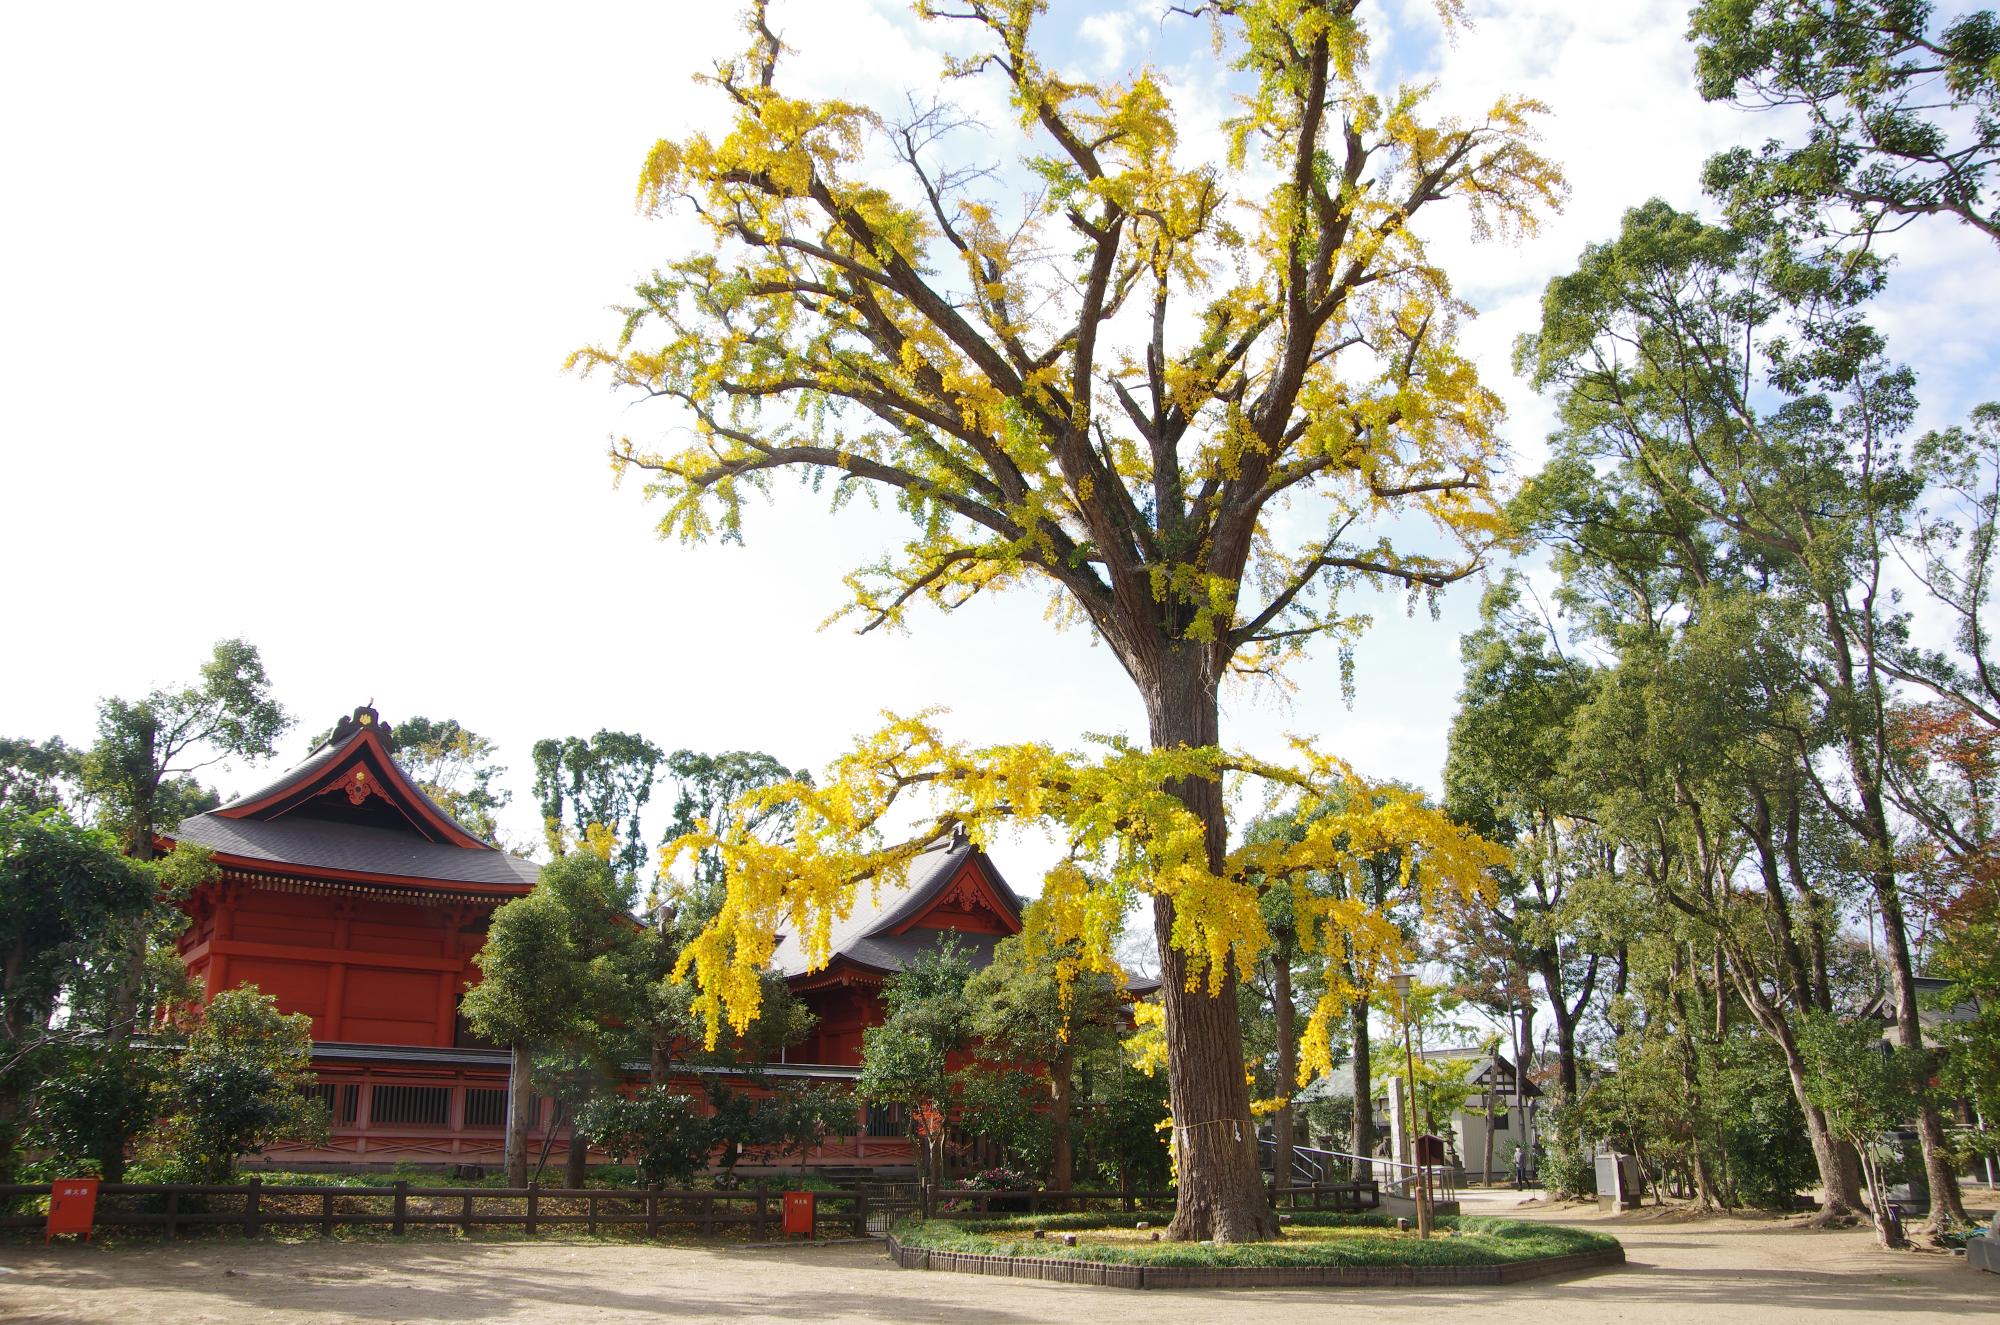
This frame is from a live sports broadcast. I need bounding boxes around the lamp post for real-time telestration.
[1388,971,1431,1239]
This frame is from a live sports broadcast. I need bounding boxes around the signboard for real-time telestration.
[45,1177,100,1243]
[1414,1133,1447,1167]
[782,1190,815,1238]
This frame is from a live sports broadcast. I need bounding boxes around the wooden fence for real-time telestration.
[0,1181,866,1240]
[0,1178,1375,1241]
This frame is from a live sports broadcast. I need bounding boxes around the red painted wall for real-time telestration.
[179,881,495,1047]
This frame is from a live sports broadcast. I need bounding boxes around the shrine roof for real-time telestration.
[164,703,539,891]
[772,834,1023,980]
[171,814,541,887]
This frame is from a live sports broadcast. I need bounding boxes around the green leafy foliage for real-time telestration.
[576,1087,712,1188]
[1692,0,2000,251]
[82,638,289,855]
[531,731,665,880]
[0,738,81,814]
[387,716,513,847]
[149,987,328,1183]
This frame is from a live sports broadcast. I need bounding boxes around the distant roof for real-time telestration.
[164,703,537,892]
[1298,1049,1540,1104]
[773,834,1022,980]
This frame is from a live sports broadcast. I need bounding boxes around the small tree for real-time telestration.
[1798,1012,1932,1247]
[857,939,974,1180]
[576,1088,712,1188]
[757,1081,853,1176]
[461,848,638,1185]
[151,987,327,1182]
[965,927,1125,1190]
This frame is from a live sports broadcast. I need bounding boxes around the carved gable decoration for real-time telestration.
[213,704,488,849]
[893,857,1018,937]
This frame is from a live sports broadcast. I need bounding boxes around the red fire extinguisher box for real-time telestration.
[782,1190,815,1238]
[46,1177,100,1243]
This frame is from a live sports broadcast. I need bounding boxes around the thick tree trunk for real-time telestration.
[1050,1048,1074,1191]
[1143,652,1277,1243]
[1348,998,1374,1181]
[1743,983,1864,1219]
[1272,952,1296,1191]
[1537,957,1580,1098]
[504,1042,533,1188]
[1869,869,1969,1230]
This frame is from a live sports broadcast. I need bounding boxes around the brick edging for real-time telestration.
[883,1234,1625,1290]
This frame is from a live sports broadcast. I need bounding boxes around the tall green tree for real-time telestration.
[0,808,155,1176]
[532,731,665,880]
[572,0,1560,1243]
[1517,196,1967,1223]
[657,749,809,909]
[1693,0,2000,251]
[82,638,289,860]
[388,716,514,846]
[1444,576,1613,1098]
[0,739,81,815]
[80,639,288,1044]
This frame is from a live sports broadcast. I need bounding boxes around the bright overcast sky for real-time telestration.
[5,1,1996,888]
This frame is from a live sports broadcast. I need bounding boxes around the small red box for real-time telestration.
[782,1190,815,1238]
[46,1177,100,1242]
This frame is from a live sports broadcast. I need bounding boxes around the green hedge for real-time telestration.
[889,1210,1620,1269]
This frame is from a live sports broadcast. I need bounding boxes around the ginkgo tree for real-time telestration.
[573,0,1554,1241]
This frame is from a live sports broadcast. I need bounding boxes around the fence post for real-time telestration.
[701,1192,714,1238]
[753,1191,767,1242]
[586,1192,597,1237]
[853,1190,869,1238]
[645,1191,660,1240]
[165,1188,180,1240]
[526,1182,539,1237]
[393,1181,408,1236]
[320,1189,335,1238]
[244,1177,262,1239]
[461,1192,474,1237]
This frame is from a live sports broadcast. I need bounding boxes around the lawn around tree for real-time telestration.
[888,1209,1620,1269]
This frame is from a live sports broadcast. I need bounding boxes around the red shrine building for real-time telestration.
[161,704,1039,1172]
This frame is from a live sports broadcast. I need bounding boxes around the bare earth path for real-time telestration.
[1,1189,1993,1323]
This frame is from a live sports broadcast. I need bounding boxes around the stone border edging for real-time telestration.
[884,1233,1625,1290]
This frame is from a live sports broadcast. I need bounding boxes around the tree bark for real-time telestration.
[1272,951,1296,1191]
[504,1042,533,1188]
[1050,1046,1075,1191]
[1143,650,1278,1243]
[1348,997,1374,1181]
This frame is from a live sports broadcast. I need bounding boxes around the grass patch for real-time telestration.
[891,1210,1620,1269]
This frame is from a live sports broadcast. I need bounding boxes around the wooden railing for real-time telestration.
[0,1181,873,1240]
[1,1177,1375,1240]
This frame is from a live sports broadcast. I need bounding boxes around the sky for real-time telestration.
[4,1,1996,899]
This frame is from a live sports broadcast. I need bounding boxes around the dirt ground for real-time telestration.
[1,1188,1994,1324]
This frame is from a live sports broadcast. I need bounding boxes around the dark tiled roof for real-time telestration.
[774,837,1021,979]
[214,736,350,813]
[173,813,540,887]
